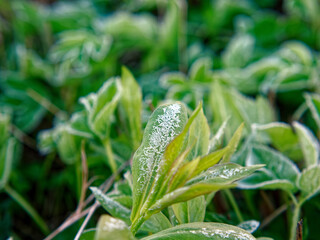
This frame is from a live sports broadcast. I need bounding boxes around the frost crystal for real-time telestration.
[137,104,182,190]
[102,217,127,231]
[206,166,247,180]
[189,228,253,239]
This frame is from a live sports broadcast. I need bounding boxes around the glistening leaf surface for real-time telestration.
[141,222,256,240]
[237,220,260,233]
[238,145,300,192]
[187,163,263,186]
[131,103,187,222]
[91,187,131,224]
[140,103,202,214]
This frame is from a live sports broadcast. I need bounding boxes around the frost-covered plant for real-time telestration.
[236,121,320,240]
[90,102,264,239]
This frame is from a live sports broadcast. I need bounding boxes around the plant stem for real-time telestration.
[74,202,99,240]
[76,160,82,199]
[4,185,50,235]
[103,138,117,176]
[289,203,301,240]
[27,88,66,120]
[224,189,244,223]
[260,204,288,229]
[130,216,145,236]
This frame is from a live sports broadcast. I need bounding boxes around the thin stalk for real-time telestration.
[260,204,288,229]
[77,140,88,212]
[224,189,244,223]
[289,203,301,240]
[27,88,66,120]
[4,185,49,235]
[130,216,145,236]
[103,138,117,175]
[10,124,37,149]
[75,160,82,199]
[74,202,99,240]
[45,160,130,240]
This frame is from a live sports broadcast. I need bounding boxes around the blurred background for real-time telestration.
[0,0,320,239]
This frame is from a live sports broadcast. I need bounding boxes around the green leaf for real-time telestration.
[49,29,111,85]
[95,215,135,240]
[1,72,48,132]
[222,123,244,163]
[189,57,212,82]
[79,229,96,240]
[305,93,320,129]
[253,122,302,161]
[91,187,171,234]
[160,0,181,54]
[0,112,10,146]
[237,220,260,233]
[210,82,274,140]
[209,118,229,152]
[187,107,210,160]
[141,212,172,233]
[168,157,200,192]
[222,34,255,68]
[187,163,263,186]
[120,66,142,150]
[280,41,313,66]
[91,187,131,225]
[171,196,206,224]
[293,121,319,167]
[131,103,204,234]
[298,166,320,203]
[192,148,228,178]
[141,222,256,240]
[80,78,122,139]
[131,102,188,223]
[139,103,203,215]
[38,129,56,155]
[96,12,157,51]
[0,138,16,190]
[68,111,93,139]
[54,125,81,164]
[238,145,300,192]
[147,183,233,217]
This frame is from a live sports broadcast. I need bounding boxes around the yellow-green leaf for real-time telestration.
[120,67,142,150]
[95,215,135,240]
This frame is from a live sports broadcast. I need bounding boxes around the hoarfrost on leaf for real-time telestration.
[137,103,182,189]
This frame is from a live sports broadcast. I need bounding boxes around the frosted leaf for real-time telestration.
[187,163,263,185]
[131,102,187,221]
[134,103,186,192]
[91,187,131,223]
[142,222,256,240]
[238,220,260,233]
[101,217,127,231]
